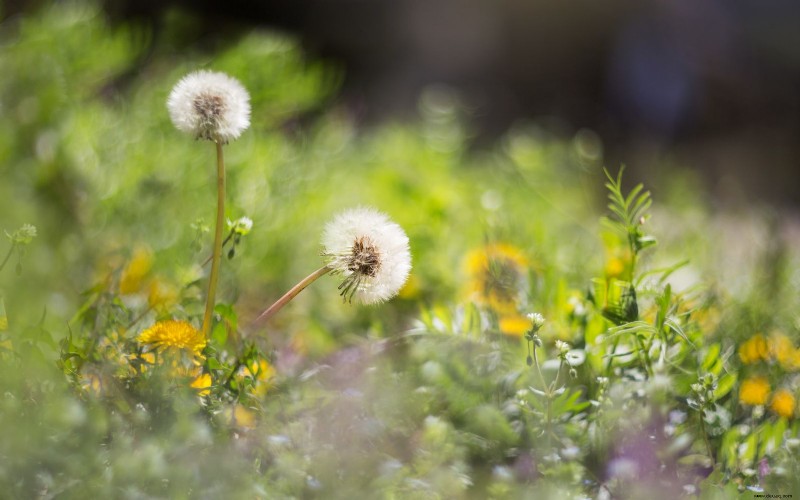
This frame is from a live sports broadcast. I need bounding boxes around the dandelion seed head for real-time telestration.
[167,70,251,143]
[323,207,411,305]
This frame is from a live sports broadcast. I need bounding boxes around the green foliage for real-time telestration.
[0,2,798,498]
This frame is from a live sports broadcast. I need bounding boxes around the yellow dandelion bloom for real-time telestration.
[148,277,179,311]
[79,371,104,396]
[465,243,529,315]
[739,376,770,406]
[246,359,275,380]
[770,389,796,419]
[138,320,206,355]
[768,333,796,368]
[140,351,156,364]
[738,335,769,365]
[225,404,256,429]
[601,231,632,279]
[253,359,276,396]
[786,349,800,372]
[190,373,212,397]
[119,246,153,294]
[605,255,626,279]
[499,314,531,337]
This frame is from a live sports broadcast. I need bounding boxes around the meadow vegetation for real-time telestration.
[1,3,798,498]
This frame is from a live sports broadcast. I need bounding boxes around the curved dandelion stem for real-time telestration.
[252,265,331,326]
[201,142,226,339]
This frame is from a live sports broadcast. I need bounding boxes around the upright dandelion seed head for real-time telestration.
[323,207,411,305]
[167,70,251,143]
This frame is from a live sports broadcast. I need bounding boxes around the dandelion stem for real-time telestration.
[252,265,331,326]
[201,142,226,339]
[0,242,16,274]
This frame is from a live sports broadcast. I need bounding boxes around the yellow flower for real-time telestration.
[246,359,275,380]
[601,231,632,280]
[786,349,800,372]
[119,246,153,294]
[190,373,212,397]
[770,389,796,419]
[738,335,769,365]
[768,333,798,369]
[79,371,105,396]
[225,404,256,429]
[605,255,626,279]
[739,376,770,406]
[138,320,206,355]
[498,314,531,337]
[237,358,276,397]
[139,351,156,364]
[148,277,179,311]
[465,243,528,315]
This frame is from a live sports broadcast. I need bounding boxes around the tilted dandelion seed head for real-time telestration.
[322,207,411,305]
[167,70,251,143]
[138,320,206,355]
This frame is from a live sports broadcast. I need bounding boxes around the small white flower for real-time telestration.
[227,216,253,235]
[555,340,571,354]
[527,312,545,330]
[322,207,411,305]
[167,70,251,143]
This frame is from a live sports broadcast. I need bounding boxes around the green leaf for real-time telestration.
[206,357,224,370]
[701,344,721,372]
[211,321,228,346]
[713,372,736,400]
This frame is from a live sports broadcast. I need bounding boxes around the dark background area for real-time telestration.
[7,0,800,206]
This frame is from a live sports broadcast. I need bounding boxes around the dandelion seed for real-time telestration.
[167,70,251,143]
[323,207,411,305]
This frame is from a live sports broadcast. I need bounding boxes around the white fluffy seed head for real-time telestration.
[167,70,251,143]
[322,207,412,305]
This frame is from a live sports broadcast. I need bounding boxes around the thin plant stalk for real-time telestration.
[201,142,227,339]
[0,242,15,274]
[202,229,235,267]
[252,265,331,325]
